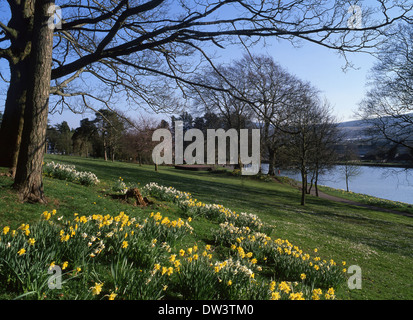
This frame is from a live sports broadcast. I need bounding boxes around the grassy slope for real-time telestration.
[1,154,412,300]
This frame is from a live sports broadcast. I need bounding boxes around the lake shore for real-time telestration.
[265,164,413,205]
[336,161,413,169]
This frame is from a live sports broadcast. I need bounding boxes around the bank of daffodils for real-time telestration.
[43,161,99,186]
[0,182,347,300]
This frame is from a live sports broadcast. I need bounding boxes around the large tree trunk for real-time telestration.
[103,136,108,161]
[0,1,35,174]
[0,62,28,175]
[13,0,54,203]
[268,149,276,176]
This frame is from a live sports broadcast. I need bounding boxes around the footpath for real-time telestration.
[309,188,413,218]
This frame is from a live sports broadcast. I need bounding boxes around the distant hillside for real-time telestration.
[336,117,412,162]
[337,119,371,141]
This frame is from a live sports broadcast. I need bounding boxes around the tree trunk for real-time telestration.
[346,176,349,192]
[125,188,150,207]
[103,136,108,161]
[308,174,313,194]
[301,170,307,206]
[0,61,28,175]
[13,0,55,203]
[0,2,35,174]
[345,165,349,192]
[268,149,276,176]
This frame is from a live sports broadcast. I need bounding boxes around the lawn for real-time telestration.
[0,154,412,300]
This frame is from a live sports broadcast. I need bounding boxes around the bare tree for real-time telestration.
[192,61,254,169]
[93,109,128,162]
[0,0,412,202]
[279,83,339,206]
[358,23,413,163]
[240,54,301,175]
[340,145,362,192]
[307,101,340,197]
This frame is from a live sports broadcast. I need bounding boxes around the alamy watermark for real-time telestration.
[152,121,261,175]
[46,4,363,31]
[347,5,363,29]
[347,265,362,289]
[48,265,62,290]
[47,4,62,30]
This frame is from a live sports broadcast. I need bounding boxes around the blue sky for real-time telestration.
[0,1,378,129]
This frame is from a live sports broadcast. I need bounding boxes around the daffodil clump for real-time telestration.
[266,280,336,301]
[112,177,128,194]
[0,209,193,300]
[177,198,225,219]
[43,161,100,186]
[143,182,192,202]
[143,183,273,234]
[213,221,346,289]
[145,183,347,299]
[150,244,261,300]
[141,212,194,245]
[158,244,218,300]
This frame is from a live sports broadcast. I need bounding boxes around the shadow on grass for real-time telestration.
[301,195,413,258]
[48,156,301,209]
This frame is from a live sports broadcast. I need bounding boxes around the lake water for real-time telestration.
[261,164,413,205]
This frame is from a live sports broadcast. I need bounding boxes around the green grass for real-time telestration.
[1,154,412,300]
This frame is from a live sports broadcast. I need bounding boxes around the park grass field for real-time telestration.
[0,154,412,300]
